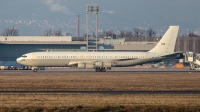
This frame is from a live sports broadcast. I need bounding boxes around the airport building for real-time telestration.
[0,36,157,66]
[0,36,84,66]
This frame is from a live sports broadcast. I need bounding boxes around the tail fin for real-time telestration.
[148,26,179,54]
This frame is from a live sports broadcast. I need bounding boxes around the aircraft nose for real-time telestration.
[16,58,21,63]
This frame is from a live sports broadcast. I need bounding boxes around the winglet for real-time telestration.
[148,26,179,54]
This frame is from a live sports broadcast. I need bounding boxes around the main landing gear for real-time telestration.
[33,69,37,72]
[95,67,106,72]
[32,67,38,72]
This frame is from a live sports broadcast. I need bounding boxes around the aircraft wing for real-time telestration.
[68,58,137,66]
[68,52,185,67]
[161,52,185,59]
[68,60,101,66]
[112,58,137,61]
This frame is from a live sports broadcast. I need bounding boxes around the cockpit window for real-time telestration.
[21,55,27,58]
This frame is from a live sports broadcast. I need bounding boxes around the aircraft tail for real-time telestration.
[148,26,179,54]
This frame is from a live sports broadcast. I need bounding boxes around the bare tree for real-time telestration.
[3,26,19,36]
[42,29,54,36]
[146,28,156,37]
[117,31,126,38]
[188,31,199,37]
[98,32,104,38]
[54,30,63,36]
[133,28,145,37]
[43,29,63,36]
[181,33,188,37]
[103,30,115,37]
[125,31,133,37]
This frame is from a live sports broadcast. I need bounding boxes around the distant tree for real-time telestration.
[181,34,188,37]
[124,31,133,37]
[117,31,126,38]
[66,32,71,36]
[3,26,19,36]
[43,29,63,36]
[188,31,199,37]
[133,28,145,37]
[42,29,54,36]
[98,32,104,38]
[54,30,63,36]
[103,30,115,37]
[97,30,115,38]
[146,28,156,37]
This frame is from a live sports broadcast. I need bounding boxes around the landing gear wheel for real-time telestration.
[95,68,100,72]
[107,67,111,70]
[33,69,37,72]
[100,68,106,72]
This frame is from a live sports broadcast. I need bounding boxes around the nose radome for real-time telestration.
[16,58,21,63]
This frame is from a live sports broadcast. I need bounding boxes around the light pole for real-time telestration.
[86,4,99,52]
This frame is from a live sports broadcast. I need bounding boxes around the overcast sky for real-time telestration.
[0,0,199,36]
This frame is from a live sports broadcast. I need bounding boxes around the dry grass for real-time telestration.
[0,73,199,91]
[0,73,200,111]
[0,94,200,107]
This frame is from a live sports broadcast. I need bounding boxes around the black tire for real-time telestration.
[95,68,98,72]
[100,68,106,72]
[95,68,100,72]
[33,69,37,72]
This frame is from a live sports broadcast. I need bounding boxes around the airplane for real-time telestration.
[16,26,184,72]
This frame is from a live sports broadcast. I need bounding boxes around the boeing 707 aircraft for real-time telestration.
[16,26,183,72]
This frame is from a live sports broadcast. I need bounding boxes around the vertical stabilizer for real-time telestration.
[148,26,179,54]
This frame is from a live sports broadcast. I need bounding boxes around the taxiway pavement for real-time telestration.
[0,67,199,74]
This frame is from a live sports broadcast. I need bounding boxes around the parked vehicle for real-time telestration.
[0,66,8,70]
[8,65,17,70]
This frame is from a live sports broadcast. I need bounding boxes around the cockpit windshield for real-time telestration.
[21,55,27,58]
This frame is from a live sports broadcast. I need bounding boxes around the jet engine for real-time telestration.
[95,62,117,67]
[77,63,95,69]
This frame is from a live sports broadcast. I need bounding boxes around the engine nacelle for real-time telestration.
[77,63,95,69]
[31,67,38,70]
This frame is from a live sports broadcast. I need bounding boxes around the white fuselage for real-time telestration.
[17,52,167,67]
